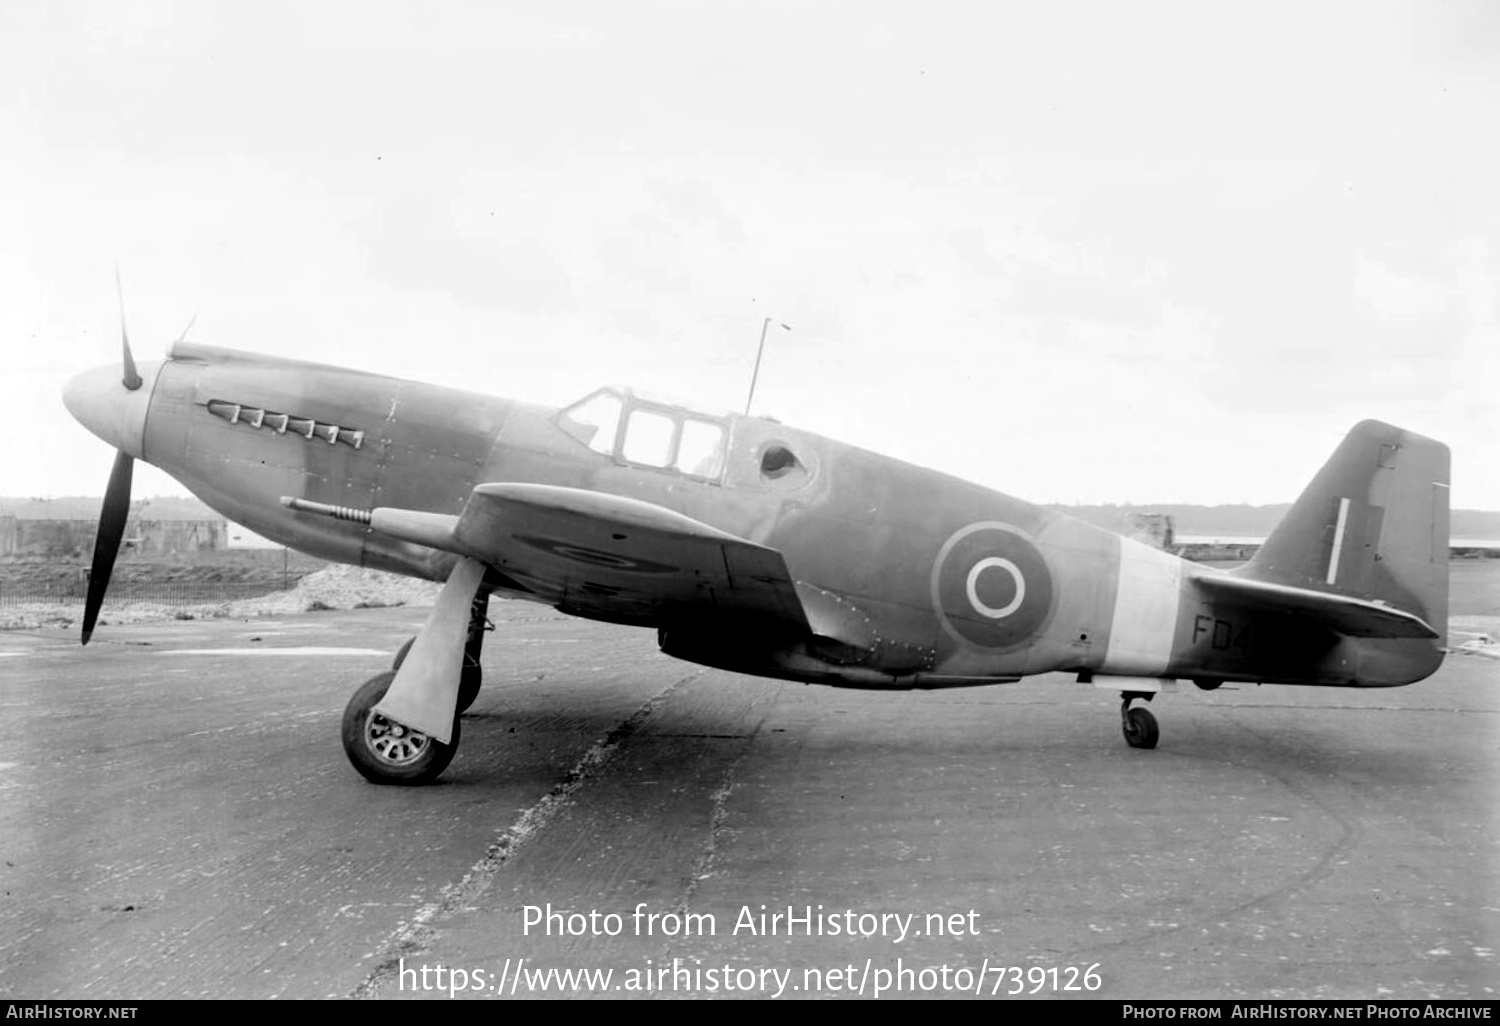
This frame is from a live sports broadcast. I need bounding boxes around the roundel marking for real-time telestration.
[930,522,1055,650]
[965,557,1025,619]
[514,535,679,575]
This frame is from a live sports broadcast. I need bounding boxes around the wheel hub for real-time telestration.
[364,710,430,766]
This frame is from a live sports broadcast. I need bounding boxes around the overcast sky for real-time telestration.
[3,1,1496,510]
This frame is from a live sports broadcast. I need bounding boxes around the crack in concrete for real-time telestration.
[1047,704,1367,966]
[676,684,785,916]
[350,669,702,998]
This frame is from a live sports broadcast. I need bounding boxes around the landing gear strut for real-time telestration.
[391,591,491,713]
[1120,692,1159,749]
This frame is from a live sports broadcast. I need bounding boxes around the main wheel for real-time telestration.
[392,636,415,669]
[1122,706,1159,749]
[457,660,481,714]
[341,670,460,785]
[392,638,481,713]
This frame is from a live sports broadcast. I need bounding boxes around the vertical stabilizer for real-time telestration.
[1235,420,1449,636]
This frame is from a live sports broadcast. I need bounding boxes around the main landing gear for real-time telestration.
[391,591,491,714]
[341,560,491,785]
[1120,692,1159,750]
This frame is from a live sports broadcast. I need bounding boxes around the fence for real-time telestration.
[0,580,290,611]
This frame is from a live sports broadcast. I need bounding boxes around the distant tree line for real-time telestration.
[1047,504,1500,540]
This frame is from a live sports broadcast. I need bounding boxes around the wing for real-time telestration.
[1192,572,1439,639]
[371,483,810,632]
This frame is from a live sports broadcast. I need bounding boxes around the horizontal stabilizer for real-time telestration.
[1194,572,1438,639]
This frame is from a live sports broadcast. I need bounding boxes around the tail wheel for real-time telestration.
[1122,706,1159,749]
[341,670,459,785]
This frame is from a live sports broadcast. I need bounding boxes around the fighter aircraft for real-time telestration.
[62,323,1450,785]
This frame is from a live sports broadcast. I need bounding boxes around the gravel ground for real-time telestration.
[0,564,439,631]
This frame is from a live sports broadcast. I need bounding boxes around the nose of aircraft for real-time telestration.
[62,361,162,459]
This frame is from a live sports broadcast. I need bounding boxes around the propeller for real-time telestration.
[116,267,142,391]
[81,450,134,644]
[80,271,144,643]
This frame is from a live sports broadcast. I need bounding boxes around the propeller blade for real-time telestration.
[115,267,142,391]
[81,450,134,645]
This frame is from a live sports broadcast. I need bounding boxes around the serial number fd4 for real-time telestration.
[1192,614,1254,653]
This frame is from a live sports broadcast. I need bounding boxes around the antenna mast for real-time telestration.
[744,317,789,415]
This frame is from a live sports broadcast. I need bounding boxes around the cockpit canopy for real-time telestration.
[557,388,730,481]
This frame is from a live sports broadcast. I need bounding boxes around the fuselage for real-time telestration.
[64,343,1444,690]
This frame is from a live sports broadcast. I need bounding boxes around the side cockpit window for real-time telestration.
[558,390,623,455]
[621,408,676,467]
[675,419,726,478]
[558,389,728,482]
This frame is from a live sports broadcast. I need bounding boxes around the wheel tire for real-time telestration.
[391,636,415,670]
[1123,706,1160,750]
[457,662,481,714]
[341,670,459,785]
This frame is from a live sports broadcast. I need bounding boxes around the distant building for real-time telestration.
[1125,512,1175,550]
[0,498,226,558]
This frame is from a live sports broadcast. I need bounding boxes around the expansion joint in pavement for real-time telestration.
[350,670,703,998]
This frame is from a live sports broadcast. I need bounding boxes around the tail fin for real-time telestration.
[1235,420,1449,636]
